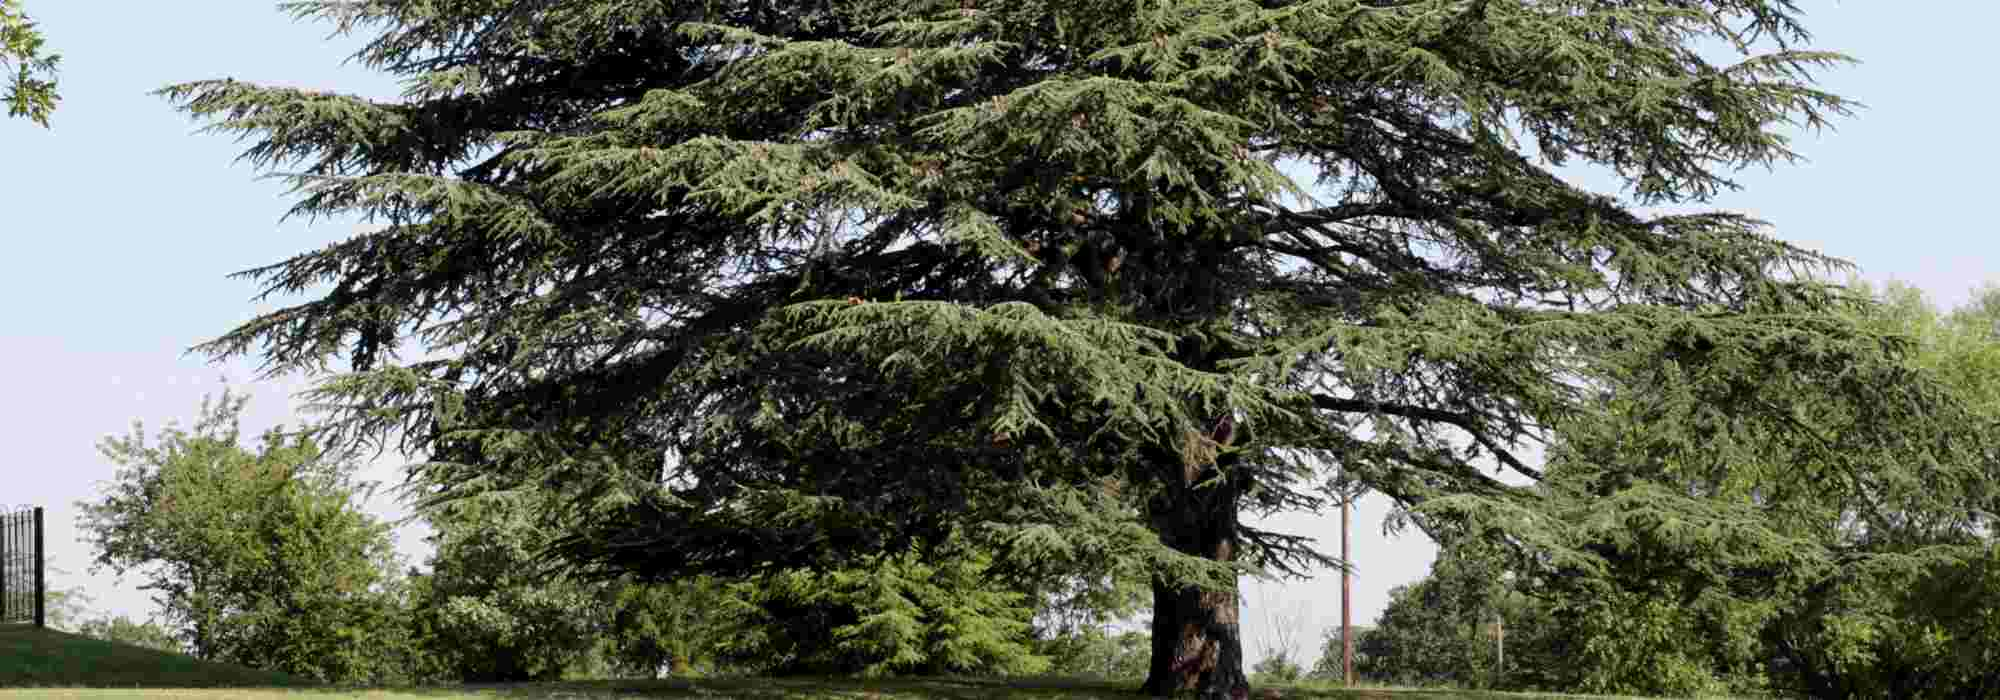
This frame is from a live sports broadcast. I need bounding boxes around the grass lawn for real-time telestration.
[0,678,1652,700]
[0,624,1649,700]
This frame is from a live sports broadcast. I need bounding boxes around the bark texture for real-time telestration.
[1140,416,1250,699]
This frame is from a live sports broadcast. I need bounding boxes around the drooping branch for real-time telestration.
[1236,523,1340,580]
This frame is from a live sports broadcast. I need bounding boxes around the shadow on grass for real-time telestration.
[304,676,1545,700]
[329,676,1140,700]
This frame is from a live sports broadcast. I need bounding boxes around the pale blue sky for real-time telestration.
[1,1,1990,667]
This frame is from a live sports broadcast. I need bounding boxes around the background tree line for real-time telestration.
[1313,280,2000,698]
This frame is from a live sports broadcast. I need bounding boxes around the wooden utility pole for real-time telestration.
[1340,492,1353,686]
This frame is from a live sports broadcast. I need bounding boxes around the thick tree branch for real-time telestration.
[1310,394,1545,482]
[1258,202,1407,235]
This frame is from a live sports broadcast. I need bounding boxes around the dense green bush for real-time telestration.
[713,547,1051,677]
[1768,544,2000,698]
[403,491,610,683]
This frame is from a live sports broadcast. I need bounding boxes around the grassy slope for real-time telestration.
[0,623,310,688]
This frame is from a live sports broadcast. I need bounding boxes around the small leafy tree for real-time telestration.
[75,389,413,683]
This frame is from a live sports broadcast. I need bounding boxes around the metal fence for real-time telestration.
[0,506,44,627]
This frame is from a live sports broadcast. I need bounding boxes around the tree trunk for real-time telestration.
[1139,418,1250,699]
[1140,570,1248,699]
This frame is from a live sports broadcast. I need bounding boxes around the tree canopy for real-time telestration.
[164,1,1991,696]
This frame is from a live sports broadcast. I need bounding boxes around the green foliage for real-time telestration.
[0,0,55,125]
[166,0,1964,696]
[1356,584,1459,687]
[1819,544,2000,697]
[1349,547,1516,690]
[1552,580,1751,697]
[1746,282,2000,698]
[405,489,610,683]
[1416,279,2000,698]
[405,473,1050,682]
[1352,541,1645,693]
[600,575,736,678]
[715,547,1051,678]
[74,389,415,684]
